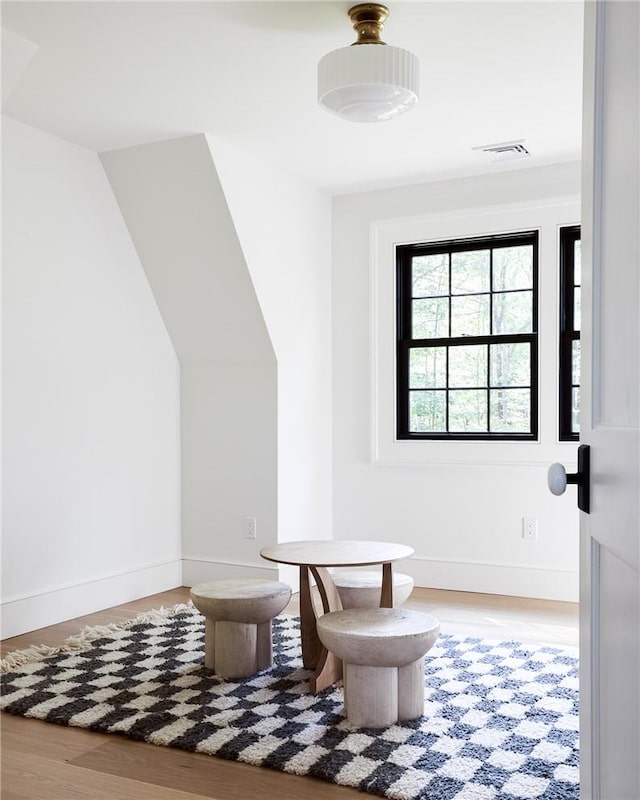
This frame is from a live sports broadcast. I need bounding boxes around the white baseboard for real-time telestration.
[0,556,576,641]
[405,557,579,603]
[184,557,576,602]
[0,558,182,639]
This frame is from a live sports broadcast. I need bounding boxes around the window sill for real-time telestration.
[371,435,579,467]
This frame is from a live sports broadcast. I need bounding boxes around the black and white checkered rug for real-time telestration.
[0,604,579,800]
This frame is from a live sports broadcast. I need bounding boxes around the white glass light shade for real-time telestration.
[318,44,419,123]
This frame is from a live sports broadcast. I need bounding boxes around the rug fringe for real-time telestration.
[0,603,195,674]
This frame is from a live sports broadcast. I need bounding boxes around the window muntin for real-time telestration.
[396,231,539,440]
[559,226,581,441]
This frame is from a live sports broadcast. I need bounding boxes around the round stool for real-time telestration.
[332,570,414,609]
[190,579,291,679]
[317,608,440,728]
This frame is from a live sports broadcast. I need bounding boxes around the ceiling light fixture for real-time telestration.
[318,3,419,123]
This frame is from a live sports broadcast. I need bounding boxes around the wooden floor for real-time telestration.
[0,586,578,800]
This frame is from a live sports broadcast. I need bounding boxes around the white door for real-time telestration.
[580,2,639,797]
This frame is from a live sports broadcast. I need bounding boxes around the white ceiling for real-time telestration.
[1,1,584,195]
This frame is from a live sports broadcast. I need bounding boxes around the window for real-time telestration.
[559,225,581,441]
[396,231,539,440]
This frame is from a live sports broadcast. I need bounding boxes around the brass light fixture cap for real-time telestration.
[348,3,389,45]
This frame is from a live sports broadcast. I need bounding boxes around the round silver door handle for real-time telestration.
[548,446,590,513]
[548,463,569,495]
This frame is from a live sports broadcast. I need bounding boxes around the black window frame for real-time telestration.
[396,230,539,441]
[559,225,581,441]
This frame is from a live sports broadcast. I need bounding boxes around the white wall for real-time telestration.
[102,135,332,593]
[332,162,582,601]
[101,136,280,587]
[207,137,333,588]
[2,113,575,643]
[1,117,182,637]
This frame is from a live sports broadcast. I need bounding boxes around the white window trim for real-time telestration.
[370,197,581,466]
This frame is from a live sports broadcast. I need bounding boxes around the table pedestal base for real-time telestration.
[299,564,395,693]
[299,566,344,692]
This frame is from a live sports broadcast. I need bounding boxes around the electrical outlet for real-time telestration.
[522,517,538,540]
[244,517,257,540]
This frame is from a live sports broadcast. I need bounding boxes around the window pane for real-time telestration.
[451,294,490,337]
[449,345,487,387]
[490,342,530,387]
[412,254,449,297]
[558,228,581,440]
[572,339,581,385]
[492,290,532,334]
[449,390,487,432]
[451,250,490,295]
[397,231,538,441]
[412,297,449,338]
[492,245,533,291]
[572,387,580,433]
[490,389,530,432]
[410,390,446,432]
[410,347,446,388]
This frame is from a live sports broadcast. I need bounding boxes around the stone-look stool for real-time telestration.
[332,570,414,609]
[317,608,440,728]
[190,579,291,679]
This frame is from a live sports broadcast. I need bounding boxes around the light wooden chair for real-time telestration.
[190,579,291,679]
[317,607,439,728]
[331,570,414,609]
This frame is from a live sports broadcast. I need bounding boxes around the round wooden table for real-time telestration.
[260,540,414,692]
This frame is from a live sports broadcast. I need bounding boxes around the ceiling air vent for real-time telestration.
[473,140,531,162]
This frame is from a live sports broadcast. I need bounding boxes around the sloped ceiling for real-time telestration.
[101,135,276,365]
[1,1,584,194]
